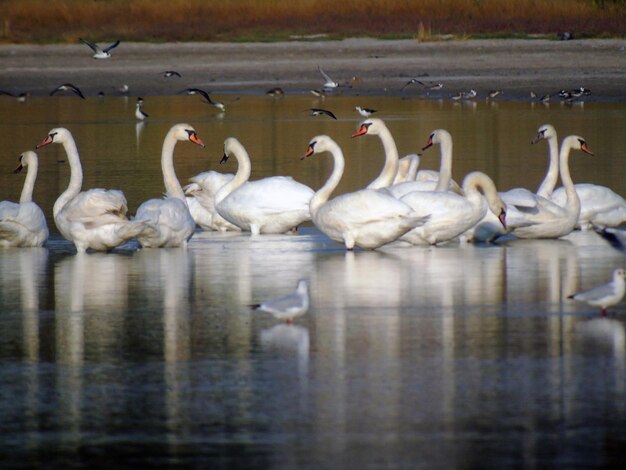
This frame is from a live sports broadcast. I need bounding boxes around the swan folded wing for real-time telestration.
[137,198,191,230]
[229,177,314,212]
[332,190,414,226]
[0,201,20,220]
[63,189,129,221]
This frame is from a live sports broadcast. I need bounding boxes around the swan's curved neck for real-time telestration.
[54,137,83,217]
[19,160,38,203]
[558,139,581,221]
[161,129,185,201]
[367,126,399,189]
[434,135,453,192]
[310,142,345,215]
[535,134,559,198]
[215,141,252,204]
[463,171,500,216]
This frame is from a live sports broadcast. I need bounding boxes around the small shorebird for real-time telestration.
[318,66,338,90]
[249,279,310,324]
[310,89,327,99]
[355,106,377,117]
[135,97,148,120]
[487,90,503,100]
[308,108,337,120]
[568,269,626,316]
[50,83,86,99]
[266,87,285,96]
[80,38,120,59]
[162,70,182,78]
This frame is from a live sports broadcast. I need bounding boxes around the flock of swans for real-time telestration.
[1,119,625,254]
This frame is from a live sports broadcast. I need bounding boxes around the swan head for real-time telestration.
[220,137,245,165]
[562,135,594,156]
[36,127,73,149]
[13,151,38,174]
[352,118,386,137]
[422,129,452,151]
[531,124,557,144]
[169,123,205,147]
[301,135,335,159]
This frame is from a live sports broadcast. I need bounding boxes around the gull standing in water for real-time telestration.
[80,38,120,59]
[250,279,310,324]
[568,269,626,316]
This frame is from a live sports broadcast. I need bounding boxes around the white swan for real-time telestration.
[533,124,626,229]
[393,153,420,184]
[389,129,463,198]
[509,135,594,239]
[352,118,401,189]
[399,171,506,245]
[184,170,237,231]
[135,123,205,248]
[215,137,314,235]
[36,128,148,253]
[302,135,430,250]
[0,151,48,247]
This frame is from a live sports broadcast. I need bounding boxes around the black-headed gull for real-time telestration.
[568,269,626,315]
[318,66,338,90]
[50,83,86,99]
[308,108,337,120]
[80,38,120,59]
[250,279,310,323]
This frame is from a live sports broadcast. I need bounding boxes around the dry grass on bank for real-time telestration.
[1,0,624,43]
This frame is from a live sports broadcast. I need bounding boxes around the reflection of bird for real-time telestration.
[50,83,86,99]
[355,106,376,117]
[250,279,310,323]
[568,269,626,316]
[135,97,148,120]
[308,108,337,120]
[318,66,338,90]
[162,70,182,78]
[595,227,626,253]
[80,38,120,59]
[0,152,48,247]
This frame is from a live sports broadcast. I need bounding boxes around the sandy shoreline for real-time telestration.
[0,38,625,100]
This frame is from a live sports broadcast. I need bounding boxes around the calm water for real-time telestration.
[1,95,625,468]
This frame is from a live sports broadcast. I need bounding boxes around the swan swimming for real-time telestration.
[302,135,429,250]
[134,124,205,248]
[36,128,149,253]
[0,151,48,247]
[215,137,314,235]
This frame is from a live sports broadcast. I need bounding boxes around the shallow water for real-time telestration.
[0,96,625,467]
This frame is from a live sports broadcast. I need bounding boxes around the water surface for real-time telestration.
[0,96,625,468]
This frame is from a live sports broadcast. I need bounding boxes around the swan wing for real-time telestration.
[226,177,313,212]
[189,171,234,194]
[0,200,20,220]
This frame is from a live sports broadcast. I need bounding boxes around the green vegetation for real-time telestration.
[0,0,624,43]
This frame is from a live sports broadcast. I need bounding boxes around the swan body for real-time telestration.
[36,128,149,253]
[0,152,48,247]
[509,135,594,239]
[215,138,314,235]
[399,171,506,245]
[184,170,238,231]
[302,135,430,250]
[533,124,626,229]
[135,124,205,248]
